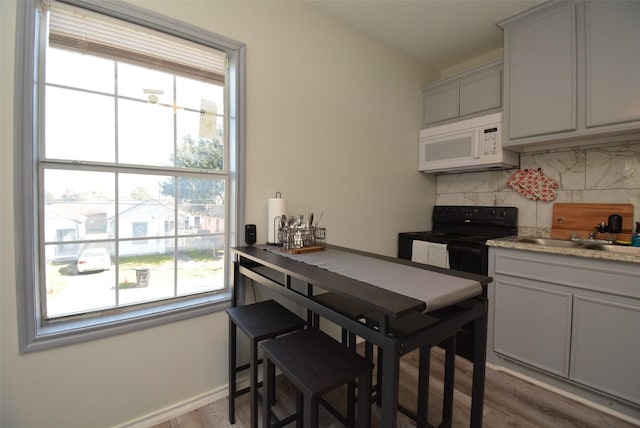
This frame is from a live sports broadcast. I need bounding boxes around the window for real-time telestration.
[14,0,246,352]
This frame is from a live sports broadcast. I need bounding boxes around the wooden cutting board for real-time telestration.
[551,203,635,242]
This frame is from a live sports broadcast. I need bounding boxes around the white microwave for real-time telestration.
[418,112,519,174]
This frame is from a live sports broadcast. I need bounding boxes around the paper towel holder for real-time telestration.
[268,191,287,245]
[272,191,283,244]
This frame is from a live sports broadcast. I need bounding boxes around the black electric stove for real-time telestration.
[398,205,518,275]
[398,205,518,361]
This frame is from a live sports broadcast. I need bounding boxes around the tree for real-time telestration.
[160,132,225,215]
[130,186,154,201]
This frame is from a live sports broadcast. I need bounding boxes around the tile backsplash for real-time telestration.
[435,141,640,236]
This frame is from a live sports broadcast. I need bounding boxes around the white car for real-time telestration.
[76,248,111,273]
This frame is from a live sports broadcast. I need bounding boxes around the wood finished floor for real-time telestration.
[153,346,637,428]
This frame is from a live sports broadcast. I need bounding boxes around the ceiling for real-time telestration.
[311,0,543,74]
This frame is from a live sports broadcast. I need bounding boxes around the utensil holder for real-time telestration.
[278,226,326,251]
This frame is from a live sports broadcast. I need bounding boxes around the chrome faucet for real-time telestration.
[589,222,608,239]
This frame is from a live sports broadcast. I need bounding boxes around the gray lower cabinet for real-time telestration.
[488,247,640,417]
[421,59,502,127]
[571,294,640,405]
[494,279,572,377]
[498,1,640,149]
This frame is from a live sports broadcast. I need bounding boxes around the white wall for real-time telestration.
[0,1,436,426]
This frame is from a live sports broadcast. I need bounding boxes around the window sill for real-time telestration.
[21,291,232,353]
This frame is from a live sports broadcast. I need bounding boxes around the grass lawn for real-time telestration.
[118,250,223,287]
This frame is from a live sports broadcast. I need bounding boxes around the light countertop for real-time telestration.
[487,236,640,265]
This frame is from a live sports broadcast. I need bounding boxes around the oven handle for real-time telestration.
[446,243,485,255]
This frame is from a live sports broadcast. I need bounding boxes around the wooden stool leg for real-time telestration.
[263,357,274,428]
[304,395,319,428]
[347,381,356,425]
[417,346,430,428]
[364,336,376,405]
[357,370,372,428]
[376,348,383,406]
[228,318,237,424]
[346,331,357,425]
[296,391,304,428]
[250,339,259,428]
[442,335,457,424]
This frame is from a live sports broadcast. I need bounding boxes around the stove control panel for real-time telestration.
[433,205,518,227]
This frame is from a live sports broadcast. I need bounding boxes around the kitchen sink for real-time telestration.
[506,236,640,256]
[516,237,584,248]
[581,244,640,255]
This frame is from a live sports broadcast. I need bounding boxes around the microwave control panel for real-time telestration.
[481,124,501,159]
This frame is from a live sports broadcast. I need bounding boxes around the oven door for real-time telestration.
[444,242,488,363]
[446,243,488,276]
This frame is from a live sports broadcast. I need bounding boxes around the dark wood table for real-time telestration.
[231,245,491,427]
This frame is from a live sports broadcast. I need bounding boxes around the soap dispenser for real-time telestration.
[632,222,640,247]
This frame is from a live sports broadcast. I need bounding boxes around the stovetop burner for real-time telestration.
[399,205,518,246]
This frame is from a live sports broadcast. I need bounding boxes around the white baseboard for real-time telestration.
[486,362,640,426]
[114,385,230,428]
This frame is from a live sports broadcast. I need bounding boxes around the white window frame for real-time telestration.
[14,0,246,353]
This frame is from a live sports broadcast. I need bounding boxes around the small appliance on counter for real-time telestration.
[632,222,640,247]
[608,214,623,234]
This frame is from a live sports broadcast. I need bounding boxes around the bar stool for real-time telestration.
[261,328,374,428]
[364,311,458,428]
[227,299,307,427]
[311,292,372,425]
[311,292,371,348]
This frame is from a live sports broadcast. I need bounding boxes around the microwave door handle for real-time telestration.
[472,130,480,159]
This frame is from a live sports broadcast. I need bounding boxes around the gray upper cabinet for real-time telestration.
[502,2,577,140]
[586,1,640,128]
[423,85,459,125]
[499,1,640,150]
[422,60,502,128]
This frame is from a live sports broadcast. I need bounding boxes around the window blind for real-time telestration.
[47,0,226,84]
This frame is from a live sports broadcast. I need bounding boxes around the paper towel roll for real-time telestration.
[267,196,288,244]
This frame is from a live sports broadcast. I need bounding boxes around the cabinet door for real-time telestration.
[459,68,501,117]
[586,2,640,127]
[423,85,459,126]
[505,2,577,140]
[570,295,640,406]
[493,279,572,377]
